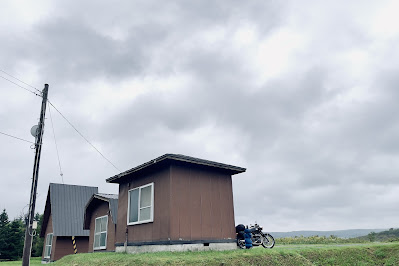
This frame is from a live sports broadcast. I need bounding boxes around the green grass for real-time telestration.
[2,244,398,265]
[52,243,399,266]
[0,257,42,266]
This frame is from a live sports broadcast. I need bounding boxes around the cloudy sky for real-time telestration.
[1,0,399,232]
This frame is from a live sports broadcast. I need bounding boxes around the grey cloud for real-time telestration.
[1,0,399,231]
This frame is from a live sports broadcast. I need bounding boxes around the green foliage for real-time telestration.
[368,231,376,242]
[0,209,44,261]
[276,235,368,245]
[6,218,24,260]
[358,228,399,242]
[0,209,11,260]
[277,229,399,245]
[31,213,44,257]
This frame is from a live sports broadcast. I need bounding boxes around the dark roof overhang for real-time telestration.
[106,153,246,184]
[83,193,118,229]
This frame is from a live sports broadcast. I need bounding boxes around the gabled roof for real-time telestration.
[40,183,98,237]
[83,193,118,229]
[106,153,246,184]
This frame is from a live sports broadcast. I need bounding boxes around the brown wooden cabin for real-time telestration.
[83,193,118,252]
[106,153,246,252]
[40,183,98,262]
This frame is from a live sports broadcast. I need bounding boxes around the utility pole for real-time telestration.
[22,84,49,266]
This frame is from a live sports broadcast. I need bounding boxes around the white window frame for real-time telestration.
[93,215,108,250]
[127,182,154,225]
[44,233,53,258]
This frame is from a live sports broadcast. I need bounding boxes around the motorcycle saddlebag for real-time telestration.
[237,231,245,240]
[236,224,245,233]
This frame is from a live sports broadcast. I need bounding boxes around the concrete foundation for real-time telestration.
[116,242,237,253]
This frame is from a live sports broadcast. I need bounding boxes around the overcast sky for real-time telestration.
[1,0,399,232]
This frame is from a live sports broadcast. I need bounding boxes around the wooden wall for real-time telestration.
[115,162,236,245]
[87,200,116,252]
[41,213,54,260]
[116,165,170,244]
[52,236,89,261]
[169,164,236,241]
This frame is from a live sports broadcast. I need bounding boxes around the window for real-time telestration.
[94,215,108,250]
[44,233,53,258]
[128,183,154,225]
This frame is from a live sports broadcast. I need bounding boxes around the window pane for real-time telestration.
[140,186,152,208]
[49,234,53,245]
[95,218,101,233]
[101,216,107,232]
[129,189,139,223]
[94,234,100,248]
[140,207,151,221]
[100,232,107,247]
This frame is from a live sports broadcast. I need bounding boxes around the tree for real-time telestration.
[0,210,43,260]
[7,218,24,260]
[31,213,44,257]
[368,232,376,242]
[0,209,12,260]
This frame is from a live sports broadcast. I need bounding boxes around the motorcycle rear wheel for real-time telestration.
[237,239,246,249]
[261,234,275,248]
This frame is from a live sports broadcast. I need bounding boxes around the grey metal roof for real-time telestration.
[50,183,98,236]
[107,153,246,183]
[92,193,118,224]
[96,193,118,200]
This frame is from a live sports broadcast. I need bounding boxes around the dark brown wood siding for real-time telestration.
[115,165,170,244]
[115,161,236,244]
[87,201,116,252]
[170,164,236,241]
[52,236,89,261]
[41,213,54,260]
[41,213,90,261]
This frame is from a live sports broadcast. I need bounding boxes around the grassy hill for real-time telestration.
[357,228,399,242]
[50,243,399,266]
[271,228,387,239]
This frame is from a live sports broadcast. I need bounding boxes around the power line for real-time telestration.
[47,99,121,172]
[0,69,120,173]
[0,69,42,94]
[0,130,37,145]
[48,104,64,183]
[0,75,41,97]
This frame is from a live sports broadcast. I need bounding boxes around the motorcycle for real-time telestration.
[236,223,275,249]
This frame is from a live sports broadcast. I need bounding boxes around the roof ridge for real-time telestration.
[50,182,98,189]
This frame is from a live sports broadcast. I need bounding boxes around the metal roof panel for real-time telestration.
[50,183,98,236]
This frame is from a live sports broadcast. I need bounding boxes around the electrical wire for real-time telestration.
[48,104,64,183]
[0,68,120,173]
[0,130,37,145]
[0,69,42,94]
[0,75,42,97]
[47,99,121,172]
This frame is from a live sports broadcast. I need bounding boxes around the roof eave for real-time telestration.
[106,154,246,184]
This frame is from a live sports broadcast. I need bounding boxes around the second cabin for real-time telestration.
[106,153,246,253]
